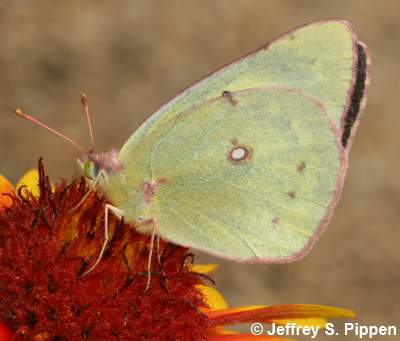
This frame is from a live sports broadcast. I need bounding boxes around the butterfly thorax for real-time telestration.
[78,149,166,226]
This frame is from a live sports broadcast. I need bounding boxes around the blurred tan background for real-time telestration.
[0,1,399,339]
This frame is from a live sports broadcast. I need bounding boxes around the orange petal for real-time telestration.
[16,169,40,199]
[198,284,228,311]
[0,174,14,211]
[206,304,355,328]
[207,333,294,341]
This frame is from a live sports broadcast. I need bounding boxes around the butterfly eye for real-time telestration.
[83,161,100,180]
[84,162,94,180]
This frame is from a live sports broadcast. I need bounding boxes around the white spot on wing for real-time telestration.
[231,147,247,160]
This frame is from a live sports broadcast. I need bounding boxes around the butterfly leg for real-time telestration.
[82,203,123,277]
[156,235,162,264]
[156,235,169,290]
[146,220,157,291]
[69,170,103,213]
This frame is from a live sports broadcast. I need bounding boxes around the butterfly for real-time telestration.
[17,20,370,287]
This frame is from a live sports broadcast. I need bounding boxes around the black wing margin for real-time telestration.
[341,42,369,148]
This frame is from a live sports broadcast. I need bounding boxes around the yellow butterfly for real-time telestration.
[17,20,370,288]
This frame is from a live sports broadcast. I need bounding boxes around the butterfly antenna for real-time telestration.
[15,109,86,151]
[81,94,95,149]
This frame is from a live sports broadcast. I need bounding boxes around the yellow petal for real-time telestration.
[198,284,228,310]
[207,327,239,336]
[272,318,327,328]
[192,263,219,274]
[0,174,14,209]
[16,169,40,198]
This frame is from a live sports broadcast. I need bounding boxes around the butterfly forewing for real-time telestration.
[119,20,358,161]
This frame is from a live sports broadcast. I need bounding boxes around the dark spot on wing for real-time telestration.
[287,191,296,199]
[222,90,238,106]
[342,43,368,147]
[272,217,280,224]
[297,161,306,173]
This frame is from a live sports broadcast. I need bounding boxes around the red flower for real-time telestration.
[0,160,355,340]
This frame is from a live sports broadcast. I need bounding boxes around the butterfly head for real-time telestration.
[78,149,123,180]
